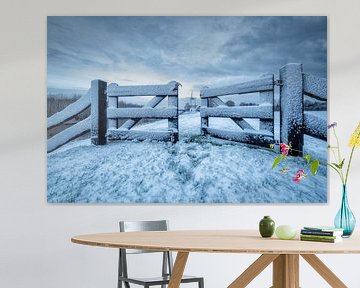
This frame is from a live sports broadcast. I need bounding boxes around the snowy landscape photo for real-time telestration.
[47,16,328,203]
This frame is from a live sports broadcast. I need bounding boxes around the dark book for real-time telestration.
[301,229,343,237]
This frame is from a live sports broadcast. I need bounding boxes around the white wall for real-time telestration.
[1,0,360,287]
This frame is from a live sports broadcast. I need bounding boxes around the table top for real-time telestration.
[71,230,360,254]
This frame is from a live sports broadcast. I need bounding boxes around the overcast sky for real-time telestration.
[47,16,327,97]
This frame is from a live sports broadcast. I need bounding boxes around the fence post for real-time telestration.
[279,63,304,156]
[90,79,107,145]
[200,88,209,136]
[168,82,179,143]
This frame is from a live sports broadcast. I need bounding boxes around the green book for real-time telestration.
[300,236,342,243]
[300,234,340,240]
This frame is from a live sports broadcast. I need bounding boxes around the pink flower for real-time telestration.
[279,143,290,156]
[293,169,306,183]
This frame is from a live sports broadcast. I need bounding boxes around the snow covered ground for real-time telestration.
[47,112,327,203]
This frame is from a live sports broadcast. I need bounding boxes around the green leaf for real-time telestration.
[269,144,275,149]
[339,159,345,169]
[310,160,319,176]
[304,154,311,164]
[272,156,283,169]
[332,163,340,169]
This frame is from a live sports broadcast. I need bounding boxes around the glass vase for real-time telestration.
[334,185,356,237]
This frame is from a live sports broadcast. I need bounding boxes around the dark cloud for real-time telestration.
[47,16,327,94]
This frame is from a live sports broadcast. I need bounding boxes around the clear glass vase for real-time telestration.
[334,185,356,237]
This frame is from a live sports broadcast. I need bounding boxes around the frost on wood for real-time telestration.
[200,105,273,119]
[200,75,273,98]
[107,81,180,97]
[205,128,274,147]
[107,128,176,142]
[107,107,177,119]
[47,90,90,129]
[303,73,327,101]
[47,117,90,153]
[90,80,107,145]
[304,112,327,140]
[280,63,304,155]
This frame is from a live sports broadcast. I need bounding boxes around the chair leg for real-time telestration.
[199,278,204,288]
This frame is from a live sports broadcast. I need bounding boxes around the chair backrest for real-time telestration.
[119,220,169,254]
[118,220,173,281]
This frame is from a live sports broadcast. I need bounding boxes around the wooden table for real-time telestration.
[71,230,360,288]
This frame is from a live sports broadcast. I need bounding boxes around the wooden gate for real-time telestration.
[200,75,275,147]
[200,63,327,154]
[104,81,180,143]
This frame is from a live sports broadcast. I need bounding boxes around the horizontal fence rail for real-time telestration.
[107,81,179,97]
[304,112,327,140]
[107,129,177,142]
[303,73,327,101]
[48,117,90,153]
[200,75,274,98]
[204,128,274,146]
[200,105,273,119]
[107,107,178,119]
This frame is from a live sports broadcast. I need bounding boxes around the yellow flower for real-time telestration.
[349,122,360,148]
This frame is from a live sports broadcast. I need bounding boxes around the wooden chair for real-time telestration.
[118,220,204,288]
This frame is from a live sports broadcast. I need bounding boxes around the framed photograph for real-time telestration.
[47,16,327,203]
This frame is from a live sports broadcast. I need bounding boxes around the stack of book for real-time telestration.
[300,226,344,243]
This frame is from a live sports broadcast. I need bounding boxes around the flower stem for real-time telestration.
[332,127,345,184]
[345,145,356,185]
[327,163,344,181]
[333,127,342,163]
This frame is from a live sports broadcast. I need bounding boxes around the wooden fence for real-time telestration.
[200,74,275,147]
[48,63,326,154]
[47,80,180,152]
[200,63,327,154]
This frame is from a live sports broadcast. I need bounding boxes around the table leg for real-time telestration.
[272,254,299,288]
[228,254,279,288]
[301,254,347,288]
[168,252,189,288]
